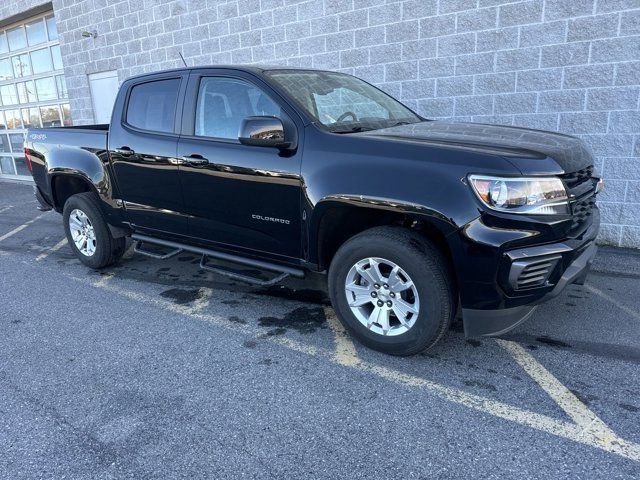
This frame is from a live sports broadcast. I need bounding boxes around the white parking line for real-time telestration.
[324,306,360,366]
[0,205,15,214]
[191,287,214,313]
[496,339,618,445]
[0,213,48,242]
[35,237,68,261]
[586,284,640,322]
[76,273,640,462]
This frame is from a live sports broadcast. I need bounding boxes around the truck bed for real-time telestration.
[26,125,111,208]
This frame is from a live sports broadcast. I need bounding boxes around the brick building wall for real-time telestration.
[3,0,640,246]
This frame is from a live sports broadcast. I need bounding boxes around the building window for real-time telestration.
[0,12,69,179]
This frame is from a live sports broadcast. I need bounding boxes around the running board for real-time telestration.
[134,240,183,259]
[130,233,305,284]
[199,255,290,286]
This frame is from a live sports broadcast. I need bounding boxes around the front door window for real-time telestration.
[194,77,281,140]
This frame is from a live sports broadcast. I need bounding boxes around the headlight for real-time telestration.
[469,175,569,215]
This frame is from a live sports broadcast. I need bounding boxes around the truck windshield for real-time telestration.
[266,70,421,133]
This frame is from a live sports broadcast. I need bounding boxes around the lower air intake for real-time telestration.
[509,255,562,290]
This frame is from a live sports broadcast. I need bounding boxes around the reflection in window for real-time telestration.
[14,156,29,176]
[51,45,63,70]
[61,103,72,126]
[22,108,41,128]
[1,84,19,105]
[0,33,8,54]
[40,105,61,127]
[0,58,13,80]
[46,16,58,41]
[56,75,67,98]
[26,19,47,46]
[0,134,10,152]
[7,26,27,51]
[5,109,22,129]
[31,47,52,74]
[0,111,5,129]
[12,53,32,77]
[17,80,37,103]
[127,79,179,133]
[314,88,387,124]
[9,133,25,151]
[35,77,57,101]
[0,156,16,175]
[194,77,281,139]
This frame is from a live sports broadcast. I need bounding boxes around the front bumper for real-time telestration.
[453,200,600,337]
[462,241,597,336]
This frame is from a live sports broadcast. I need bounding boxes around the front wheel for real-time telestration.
[63,192,126,269]
[328,227,455,356]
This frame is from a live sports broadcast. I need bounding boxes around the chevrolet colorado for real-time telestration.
[25,66,602,355]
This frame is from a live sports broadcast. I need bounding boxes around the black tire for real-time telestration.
[328,226,455,356]
[62,192,126,269]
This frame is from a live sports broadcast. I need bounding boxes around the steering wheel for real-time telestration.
[336,111,358,123]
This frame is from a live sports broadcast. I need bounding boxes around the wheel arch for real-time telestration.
[310,196,458,279]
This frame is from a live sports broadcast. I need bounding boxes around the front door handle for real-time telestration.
[114,147,135,156]
[180,154,209,166]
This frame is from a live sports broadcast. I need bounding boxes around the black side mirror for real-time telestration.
[239,116,291,150]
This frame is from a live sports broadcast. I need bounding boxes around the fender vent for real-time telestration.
[509,255,562,290]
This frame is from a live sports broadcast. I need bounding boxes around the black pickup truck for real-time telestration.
[26,66,602,355]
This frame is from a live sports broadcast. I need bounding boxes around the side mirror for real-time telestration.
[239,116,291,150]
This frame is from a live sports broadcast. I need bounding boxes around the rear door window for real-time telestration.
[126,78,180,133]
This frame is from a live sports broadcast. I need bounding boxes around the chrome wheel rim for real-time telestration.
[69,209,96,257]
[344,257,420,336]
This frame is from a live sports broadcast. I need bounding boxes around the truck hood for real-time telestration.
[356,121,594,174]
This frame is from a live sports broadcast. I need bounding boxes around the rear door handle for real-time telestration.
[114,147,135,156]
[180,154,209,166]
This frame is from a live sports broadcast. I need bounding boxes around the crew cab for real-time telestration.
[25,66,602,355]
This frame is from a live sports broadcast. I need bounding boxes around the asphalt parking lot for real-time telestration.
[1,180,639,479]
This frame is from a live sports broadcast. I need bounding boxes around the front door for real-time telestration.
[176,72,303,260]
[108,74,188,234]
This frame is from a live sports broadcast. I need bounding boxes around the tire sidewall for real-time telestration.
[63,194,112,269]
[329,233,449,354]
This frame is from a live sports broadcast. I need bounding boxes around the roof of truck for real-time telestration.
[126,65,333,82]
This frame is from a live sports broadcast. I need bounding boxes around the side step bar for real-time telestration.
[131,233,305,285]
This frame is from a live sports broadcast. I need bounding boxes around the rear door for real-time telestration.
[108,72,188,234]
[176,69,304,260]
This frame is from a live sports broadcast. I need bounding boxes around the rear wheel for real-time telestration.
[63,192,126,268]
[328,227,455,356]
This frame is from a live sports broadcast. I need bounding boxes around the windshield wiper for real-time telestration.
[332,125,374,134]
[387,121,412,128]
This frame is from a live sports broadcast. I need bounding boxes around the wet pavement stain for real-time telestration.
[228,316,247,324]
[466,339,483,347]
[257,307,327,334]
[570,389,599,405]
[243,340,257,349]
[464,379,497,392]
[222,300,241,306]
[160,288,203,305]
[535,336,571,348]
[258,358,276,365]
[619,403,639,413]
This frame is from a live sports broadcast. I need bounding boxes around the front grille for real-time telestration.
[509,255,562,290]
[560,165,597,235]
[561,165,594,190]
[570,195,596,231]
